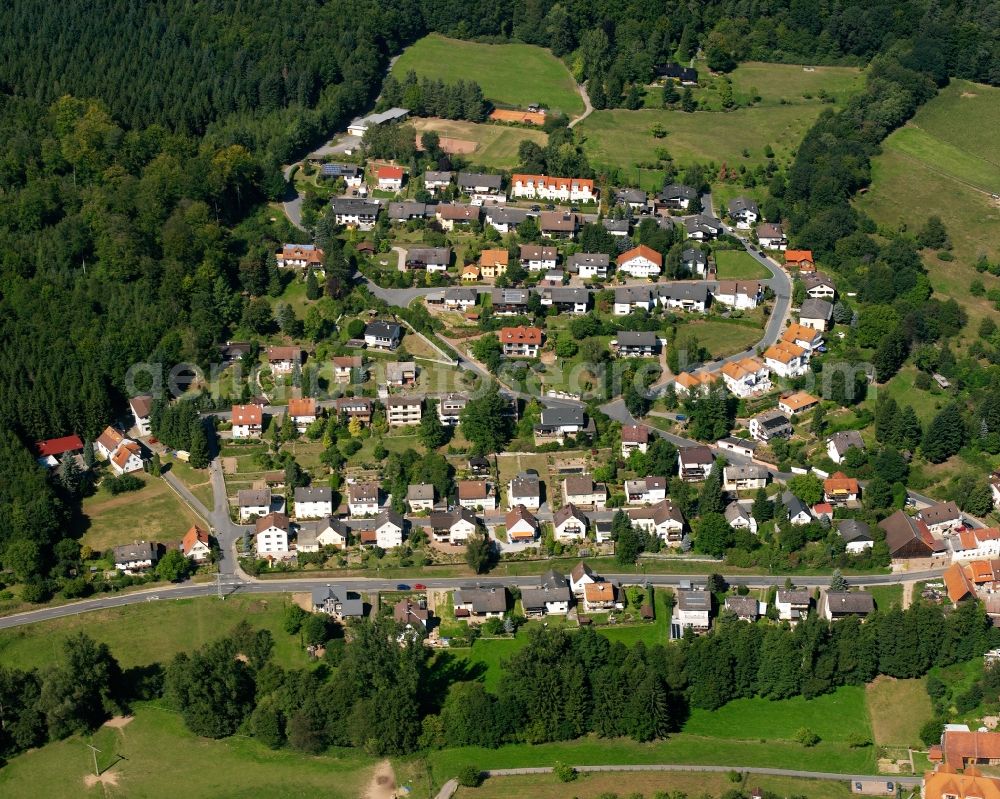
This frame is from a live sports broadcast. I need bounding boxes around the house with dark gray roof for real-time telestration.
[681,248,708,276]
[827,431,865,464]
[537,286,589,314]
[312,585,365,618]
[725,594,762,621]
[782,491,812,526]
[727,197,760,229]
[405,246,450,272]
[520,570,572,616]
[838,519,873,553]
[567,252,610,279]
[602,217,631,236]
[799,298,834,330]
[453,585,508,618]
[611,330,660,357]
[457,172,503,194]
[821,590,874,620]
[659,283,708,312]
[485,206,531,233]
[659,183,698,209]
[388,201,430,222]
[364,320,402,350]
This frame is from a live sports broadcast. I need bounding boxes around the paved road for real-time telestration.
[282,163,306,231]
[482,764,919,787]
[0,567,947,631]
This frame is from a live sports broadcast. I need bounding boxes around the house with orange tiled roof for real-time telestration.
[181,525,212,563]
[287,397,319,432]
[500,326,543,357]
[721,357,771,398]
[461,263,481,282]
[781,323,824,352]
[924,763,1000,799]
[510,174,595,203]
[784,250,815,271]
[616,244,663,278]
[938,730,1000,769]
[583,581,620,612]
[950,527,1000,561]
[943,562,977,604]
[479,249,509,279]
[232,404,264,438]
[764,340,809,378]
[673,370,720,397]
[778,390,819,416]
[110,439,144,476]
[823,471,859,505]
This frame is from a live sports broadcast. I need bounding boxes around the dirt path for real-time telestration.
[364,760,398,799]
[902,580,915,609]
[568,81,594,129]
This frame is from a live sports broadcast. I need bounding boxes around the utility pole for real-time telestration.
[86,744,101,777]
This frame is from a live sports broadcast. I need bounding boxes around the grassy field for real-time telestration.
[410,118,547,170]
[865,677,933,748]
[730,63,865,107]
[0,595,313,671]
[863,365,949,423]
[680,319,764,359]
[392,34,584,116]
[856,78,1000,340]
[866,584,904,611]
[81,473,203,552]
[715,250,771,279]
[457,770,855,799]
[0,703,389,799]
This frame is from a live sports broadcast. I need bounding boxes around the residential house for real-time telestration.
[388,201,430,223]
[727,197,760,229]
[256,513,291,557]
[443,287,477,311]
[879,510,939,559]
[506,504,540,542]
[625,476,667,505]
[784,250,815,271]
[602,217,630,237]
[437,393,468,426]
[457,172,503,197]
[312,586,364,619]
[385,360,417,386]
[428,507,477,545]
[716,436,758,459]
[775,588,811,621]
[238,488,272,522]
[659,283,709,313]
[335,396,372,426]
[569,561,597,596]
[520,244,558,271]
[813,502,834,523]
[113,541,159,573]
[294,486,334,519]
[181,525,212,563]
[386,396,422,427]
[611,330,660,357]
[616,244,663,278]
[490,288,530,315]
[276,243,325,269]
[376,165,404,192]
[678,446,715,481]
[764,340,810,378]
[820,591,874,621]
[672,589,711,634]
[95,426,126,460]
[681,248,708,276]
[373,510,405,549]
[424,170,453,193]
[129,395,153,436]
[725,594,763,622]
[330,198,380,229]
[723,464,769,492]
[508,471,542,510]
[673,370,719,397]
[615,188,648,213]
[539,211,579,239]
[782,491,812,526]
[34,435,85,468]
[568,252,610,280]
[919,501,965,534]
[827,431,865,464]
[108,439,144,476]
[394,598,431,629]
[824,472,860,505]
[781,322,824,353]
[287,397,318,433]
[406,483,435,513]
[509,174,595,203]
[583,581,621,613]
[628,500,685,545]
[803,272,836,299]
[721,357,771,398]
[923,763,1000,799]
[348,482,380,516]
[332,356,364,384]
[364,320,402,350]
[500,326,543,358]
[614,285,654,315]
[658,183,698,210]
[553,503,589,541]
[538,286,588,314]
[562,475,607,509]
[936,731,1000,769]
[461,264,482,282]
[838,519,873,553]
[534,406,586,445]
[405,246,450,272]
[778,391,820,416]
[459,480,496,512]
[749,409,792,441]
[951,528,1000,562]
[435,203,480,230]
[479,249,509,278]
[714,280,763,309]
[684,214,722,240]
[453,586,507,620]
[657,63,699,84]
[620,424,650,456]
[318,163,362,186]
[756,222,787,250]
[298,517,349,551]
[267,346,302,375]
[520,570,572,616]
[725,502,758,534]
[485,207,530,235]
[799,298,833,331]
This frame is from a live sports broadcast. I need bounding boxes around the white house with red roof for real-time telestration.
[620,424,649,456]
[231,404,263,438]
[509,174,595,203]
[616,245,663,278]
[182,525,212,563]
[35,435,84,468]
[376,165,404,192]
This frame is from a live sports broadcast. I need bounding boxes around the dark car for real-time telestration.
[396,583,410,591]
[545,203,555,210]
[530,205,540,212]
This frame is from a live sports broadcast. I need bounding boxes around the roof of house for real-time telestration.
[377,165,404,180]
[824,471,859,494]
[406,246,450,263]
[111,440,142,469]
[725,595,759,617]
[785,249,814,263]
[256,512,289,533]
[386,395,421,408]
[454,585,507,613]
[511,173,594,192]
[480,248,509,267]
[943,562,977,604]
[682,247,708,263]
[717,435,757,451]
[96,426,124,452]
[457,171,503,189]
[722,356,766,381]
[782,323,823,346]
[621,424,649,443]
[584,582,616,603]
[800,297,833,320]
[365,320,402,339]
[676,588,710,611]
[267,346,302,363]
[920,501,963,526]
[539,211,579,231]
[617,244,663,267]
[486,207,530,225]
[924,763,1000,799]
[679,445,714,465]
[684,214,722,232]
[553,503,588,528]
[294,486,332,504]
[615,285,653,305]
[348,481,379,502]
[500,326,543,346]
[563,475,600,497]
[837,519,872,543]
[539,406,585,428]
[375,509,404,530]
[113,541,158,562]
[232,404,263,426]
[35,435,85,458]
[520,244,558,260]
[506,503,538,529]
[509,471,541,497]
[615,330,659,347]
[828,430,865,456]
[429,506,476,531]
[571,561,595,584]
[388,201,429,219]
[602,218,630,233]
[754,409,791,430]
[675,370,718,389]
[802,271,835,289]
[879,510,938,555]
[660,283,709,303]
[436,203,479,221]
[660,183,698,201]
[393,598,431,626]
[725,502,752,524]
[780,391,819,412]
[782,491,810,519]
[287,397,317,418]
[616,188,647,204]
[311,585,364,615]
[129,395,153,418]
[756,222,784,239]
[628,499,684,527]
[765,340,806,364]
[491,288,529,305]
[182,525,210,555]
[386,361,416,381]
[941,732,1000,769]
[728,197,760,215]
[424,170,454,183]
[724,463,767,481]
[716,279,761,298]
[824,591,874,615]
[777,588,811,604]
[458,480,489,500]
[238,487,271,507]
[407,483,434,501]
